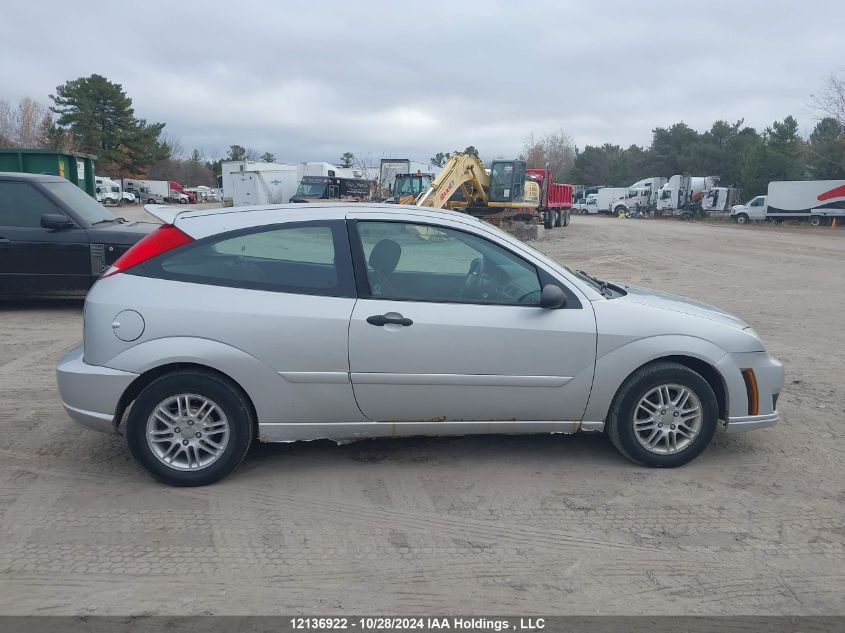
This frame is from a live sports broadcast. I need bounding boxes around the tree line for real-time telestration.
[2,72,843,197]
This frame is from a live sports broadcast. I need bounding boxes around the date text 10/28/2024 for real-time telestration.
[290,617,546,631]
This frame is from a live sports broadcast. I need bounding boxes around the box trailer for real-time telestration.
[766,180,845,225]
[232,167,300,206]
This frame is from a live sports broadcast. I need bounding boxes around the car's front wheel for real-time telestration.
[126,370,254,486]
[607,362,718,467]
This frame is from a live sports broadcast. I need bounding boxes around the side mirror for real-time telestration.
[540,284,566,309]
[41,213,74,230]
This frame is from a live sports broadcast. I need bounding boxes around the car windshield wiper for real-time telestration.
[577,270,614,298]
[90,218,121,225]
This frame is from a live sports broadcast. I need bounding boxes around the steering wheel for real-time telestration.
[459,257,484,299]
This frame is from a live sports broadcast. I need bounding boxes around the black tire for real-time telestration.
[809,216,821,226]
[543,212,553,229]
[606,361,718,468]
[126,370,255,486]
[735,213,748,224]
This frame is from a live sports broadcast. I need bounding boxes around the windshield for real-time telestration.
[490,162,513,188]
[42,181,114,224]
[660,189,672,199]
[394,175,429,196]
[295,182,327,197]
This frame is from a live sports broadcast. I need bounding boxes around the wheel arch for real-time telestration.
[113,362,258,435]
[617,355,728,422]
[583,335,731,426]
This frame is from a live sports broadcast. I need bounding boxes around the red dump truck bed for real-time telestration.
[526,168,572,209]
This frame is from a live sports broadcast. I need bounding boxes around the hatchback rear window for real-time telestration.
[142,220,355,297]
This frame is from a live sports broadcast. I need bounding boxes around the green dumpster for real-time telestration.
[0,148,97,197]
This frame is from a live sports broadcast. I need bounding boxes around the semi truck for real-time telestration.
[609,177,668,217]
[656,175,715,215]
[122,179,163,204]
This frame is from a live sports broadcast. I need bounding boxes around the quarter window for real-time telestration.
[145,221,355,297]
[356,221,542,305]
[0,182,60,227]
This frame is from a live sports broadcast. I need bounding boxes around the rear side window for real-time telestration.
[142,220,355,297]
[0,182,60,227]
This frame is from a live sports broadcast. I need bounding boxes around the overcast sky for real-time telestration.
[2,1,843,164]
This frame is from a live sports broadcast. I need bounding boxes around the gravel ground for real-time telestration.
[0,214,843,615]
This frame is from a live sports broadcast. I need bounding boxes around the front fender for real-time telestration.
[582,334,729,423]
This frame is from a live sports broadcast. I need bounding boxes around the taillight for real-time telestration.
[102,224,193,278]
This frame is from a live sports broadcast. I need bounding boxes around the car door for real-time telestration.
[346,214,597,423]
[0,180,90,293]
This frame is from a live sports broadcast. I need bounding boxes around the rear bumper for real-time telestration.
[56,345,138,434]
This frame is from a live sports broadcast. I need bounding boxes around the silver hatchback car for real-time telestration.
[57,204,783,486]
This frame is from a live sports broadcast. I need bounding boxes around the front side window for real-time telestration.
[750,197,764,207]
[356,221,542,306]
[145,221,355,297]
[0,182,61,227]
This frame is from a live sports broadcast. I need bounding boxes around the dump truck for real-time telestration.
[414,153,572,228]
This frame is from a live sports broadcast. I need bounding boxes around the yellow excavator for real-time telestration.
[413,153,540,215]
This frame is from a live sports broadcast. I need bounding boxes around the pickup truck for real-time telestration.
[731,195,768,224]
[0,172,154,295]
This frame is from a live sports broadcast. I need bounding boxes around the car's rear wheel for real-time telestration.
[607,362,718,467]
[126,370,254,486]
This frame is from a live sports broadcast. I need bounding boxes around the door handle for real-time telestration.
[367,314,413,327]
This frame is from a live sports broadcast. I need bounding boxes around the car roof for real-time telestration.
[0,172,67,183]
[146,202,484,227]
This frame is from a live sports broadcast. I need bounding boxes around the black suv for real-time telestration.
[0,173,154,295]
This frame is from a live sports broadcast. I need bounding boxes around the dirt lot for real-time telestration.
[0,215,843,615]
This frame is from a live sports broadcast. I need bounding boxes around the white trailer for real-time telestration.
[231,166,300,207]
[597,187,627,214]
[765,180,845,225]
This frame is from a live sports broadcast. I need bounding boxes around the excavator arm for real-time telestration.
[415,153,491,209]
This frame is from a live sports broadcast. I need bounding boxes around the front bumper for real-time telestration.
[721,351,784,433]
[56,345,138,434]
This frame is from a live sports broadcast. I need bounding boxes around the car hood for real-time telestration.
[615,284,749,329]
[86,221,156,245]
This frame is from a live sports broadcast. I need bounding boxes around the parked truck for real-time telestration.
[610,177,668,217]
[378,158,434,201]
[596,187,627,214]
[122,179,164,204]
[656,175,715,215]
[289,175,372,203]
[742,180,845,225]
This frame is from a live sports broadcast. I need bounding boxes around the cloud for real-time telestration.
[1,0,843,165]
